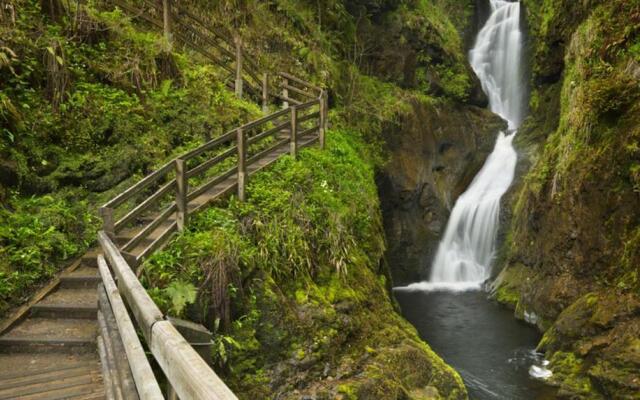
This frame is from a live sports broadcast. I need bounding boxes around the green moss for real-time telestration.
[337,384,358,400]
[490,263,533,309]
[548,352,597,397]
[144,129,467,398]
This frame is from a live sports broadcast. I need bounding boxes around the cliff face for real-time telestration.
[492,1,640,397]
[379,99,504,284]
[375,0,506,284]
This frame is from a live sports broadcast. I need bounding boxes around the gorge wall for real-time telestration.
[491,0,640,398]
[379,100,504,284]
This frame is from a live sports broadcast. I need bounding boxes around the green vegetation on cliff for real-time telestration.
[143,131,466,398]
[1,0,479,398]
[494,0,640,397]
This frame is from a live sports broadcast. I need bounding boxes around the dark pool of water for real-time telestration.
[394,289,557,400]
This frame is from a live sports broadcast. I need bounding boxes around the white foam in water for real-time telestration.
[394,280,482,293]
[529,364,553,380]
[400,0,524,293]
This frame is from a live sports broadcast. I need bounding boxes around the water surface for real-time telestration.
[394,289,557,399]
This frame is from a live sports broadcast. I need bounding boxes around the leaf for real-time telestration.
[163,281,197,315]
[55,56,64,66]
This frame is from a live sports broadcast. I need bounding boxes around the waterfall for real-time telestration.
[399,0,524,292]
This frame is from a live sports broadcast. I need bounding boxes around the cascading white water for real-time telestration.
[399,0,524,292]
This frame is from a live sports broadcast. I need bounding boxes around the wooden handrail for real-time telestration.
[279,71,323,93]
[98,69,327,400]
[114,179,176,232]
[102,161,174,209]
[181,129,236,161]
[99,232,238,399]
[240,107,290,131]
[99,232,164,342]
[98,255,164,400]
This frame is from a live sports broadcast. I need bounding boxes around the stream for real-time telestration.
[395,290,557,399]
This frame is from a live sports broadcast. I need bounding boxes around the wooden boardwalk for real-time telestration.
[0,127,321,399]
[0,3,326,395]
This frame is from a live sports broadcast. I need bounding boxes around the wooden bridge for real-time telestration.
[0,2,329,398]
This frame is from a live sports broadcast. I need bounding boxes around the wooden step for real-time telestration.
[0,318,97,354]
[0,353,103,399]
[59,267,101,289]
[0,365,103,399]
[31,304,97,319]
[39,287,98,308]
[80,252,100,268]
[0,336,96,354]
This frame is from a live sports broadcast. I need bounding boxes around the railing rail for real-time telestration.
[106,0,262,97]
[96,2,330,396]
[97,77,328,398]
[99,232,237,400]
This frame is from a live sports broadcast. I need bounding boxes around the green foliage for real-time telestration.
[164,281,198,316]
[0,193,97,314]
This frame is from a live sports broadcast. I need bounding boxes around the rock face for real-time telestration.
[491,0,640,397]
[378,98,505,285]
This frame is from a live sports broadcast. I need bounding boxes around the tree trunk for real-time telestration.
[40,0,64,21]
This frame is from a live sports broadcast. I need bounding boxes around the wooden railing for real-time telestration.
[104,0,327,108]
[105,0,262,98]
[97,77,328,398]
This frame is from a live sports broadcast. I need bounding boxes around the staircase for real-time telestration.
[0,256,105,399]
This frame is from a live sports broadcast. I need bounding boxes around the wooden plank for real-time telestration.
[181,130,236,161]
[187,166,237,202]
[96,311,124,400]
[98,288,139,400]
[234,36,243,98]
[296,98,319,111]
[122,203,176,253]
[97,255,164,400]
[262,73,268,113]
[102,162,174,209]
[240,107,290,132]
[278,72,322,92]
[273,93,302,106]
[186,146,236,179]
[134,221,177,264]
[98,232,163,342]
[297,111,320,124]
[100,207,116,238]
[290,106,297,158]
[97,336,117,400]
[319,91,326,149]
[175,159,188,231]
[246,137,290,166]
[246,120,290,146]
[114,179,176,232]
[150,321,238,400]
[298,125,320,138]
[281,83,316,99]
[237,128,247,202]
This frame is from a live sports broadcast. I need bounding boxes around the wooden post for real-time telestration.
[319,92,326,150]
[100,207,115,239]
[236,128,246,202]
[234,36,243,99]
[262,73,268,114]
[282,77,289,109]
[163,0,172,47]
[290,106,297,158]
[175,159,187,231]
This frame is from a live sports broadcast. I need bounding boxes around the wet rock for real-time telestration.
[378,97,505,284]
